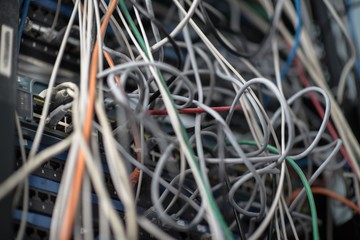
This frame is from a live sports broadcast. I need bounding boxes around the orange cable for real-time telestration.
[59,0,118,239]
[291,187,360,215]
[104,51,121,85]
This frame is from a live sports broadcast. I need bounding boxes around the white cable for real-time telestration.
[115,6,225,239]
[27,0,79,161]
[95,97,138,240]
[0,135,73,200]
[150,0,200,51]
[322,0,357,104]
[14,112,29,240]
[249,161,286,240]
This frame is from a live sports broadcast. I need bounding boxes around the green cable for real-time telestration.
[118,1,233,239]
[245,2,270,21]
[231,140,319,240]
[118,0,147,55]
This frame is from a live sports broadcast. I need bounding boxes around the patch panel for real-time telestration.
[16,149,64,183]
[15,135,119,200]
[14,121,240,239]
[14,220,50,240]
[15,174,218,239]
[27,187,56,216]
[19,0,80,73]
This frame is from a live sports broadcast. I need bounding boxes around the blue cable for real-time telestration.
[345,0,360,80]
[18,0,31,52]
[280,0,301,79]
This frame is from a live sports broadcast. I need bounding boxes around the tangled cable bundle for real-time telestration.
[8,0,360,239]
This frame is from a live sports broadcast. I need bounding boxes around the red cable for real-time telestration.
[293,57,356,173]
[147,105,242,115]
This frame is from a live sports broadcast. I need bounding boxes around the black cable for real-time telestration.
[199,0,283,60]
[125,0,184,105]
[224,173,246,240]
[267,174,277,240]
[217,128,246,239]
